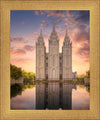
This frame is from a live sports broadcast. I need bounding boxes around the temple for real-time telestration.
[36,21,77,81]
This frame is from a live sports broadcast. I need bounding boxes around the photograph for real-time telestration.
[10,10,90,110]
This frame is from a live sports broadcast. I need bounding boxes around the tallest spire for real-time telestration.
[65,29,68,40]
[40,29,42,37]
[53,20,55,32]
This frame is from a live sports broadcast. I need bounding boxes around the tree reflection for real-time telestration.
[11,84,35,98]
[11,84,22,98]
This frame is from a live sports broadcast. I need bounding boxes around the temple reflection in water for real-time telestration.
[36,82,76,109]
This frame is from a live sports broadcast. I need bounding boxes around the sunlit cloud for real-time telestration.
[11,58,32,64]
[40,23,48,27]
[34,32,38,34]
[11,45,35,53]
[66,11,74,18]
[11,37,27,43]
[42,20,46,23]
[45,10,65,18]
[23,45,35,51]
[35,11,39,15]
[40,20,49,29]
[11,49,26,56]
[40,11,45,15]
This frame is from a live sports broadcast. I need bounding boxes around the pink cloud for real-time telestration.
[56,19,62,23]
[11,37,27,43]
[11,49,26,56]
[11,46,24,50]
[45,11,65,18]
[64,17,78,25]
[66,11,74,18]
[65,22,68,26]
[23,45,35,51]
[11,45,35,53]
[40,20,48,28]
[40,23,48,27]
[34,32,38,34]
[40,11,44,15]
[42,20,46,23]
[64,18,69,22]
[76,42,90,62]
[64,18,72,25]
[35,11,39,15]
[11,58,32,64]
[31,34,38,39]
[70,25,90,42]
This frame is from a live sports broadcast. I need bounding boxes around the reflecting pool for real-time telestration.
[11,83,90,110]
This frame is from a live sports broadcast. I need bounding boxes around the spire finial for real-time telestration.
[64,28,70,42]
[53,20,55,32]
[40,29,42,36]
[65,28,68,39]
[65,25,68,35]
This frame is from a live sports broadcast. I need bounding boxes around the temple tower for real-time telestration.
[36,30,46,80]
[48,21,59,80]
[62,30,72,80]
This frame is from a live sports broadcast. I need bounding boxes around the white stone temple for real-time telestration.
[36,21,77,81]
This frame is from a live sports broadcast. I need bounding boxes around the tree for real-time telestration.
[10,64,35,84]
[86,70,90,78]
[77,74,85,79]
[22,70,35,84]
[10,64,22,80]
[22,70,35,79]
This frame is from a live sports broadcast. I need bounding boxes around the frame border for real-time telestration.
[0,0,100,120]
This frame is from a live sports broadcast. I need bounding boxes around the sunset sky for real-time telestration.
[10,10,90,75]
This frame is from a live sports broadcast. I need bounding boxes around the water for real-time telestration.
[10,83,90,110]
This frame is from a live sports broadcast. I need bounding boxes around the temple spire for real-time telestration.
[64,28,70,42]
[37,29,44,43]
[53,20,55,32]
[40,29,42,37]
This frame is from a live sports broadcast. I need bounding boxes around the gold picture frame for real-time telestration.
[0,0,100,120]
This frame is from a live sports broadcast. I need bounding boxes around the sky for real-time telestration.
[10,10,90,75]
